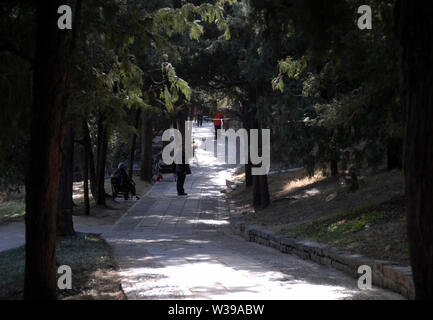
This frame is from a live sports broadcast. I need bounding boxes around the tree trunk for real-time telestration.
[397,0,433,299]
[252,173,270,209]
[177,110,187,163]
[129,108,141,178]
[242,102,253,187]
[81,141,90,216]
[82,119,96,199]
[330,156,339,176]
[57,126,75,236]
[140,113,153,182]
[387,136,403,170]
[245,122,253,188]
[24,0,71,300]
[96,112,108,206]
[251,117,270,209]
[245,162,253,187]
[259,175,270,208]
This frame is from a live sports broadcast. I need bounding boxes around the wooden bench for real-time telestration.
[111,177,130,200]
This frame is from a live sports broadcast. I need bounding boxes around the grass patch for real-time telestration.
[0,233,123,300]
[281,196,408,263]
[286,204,384,239]
[0,201,26,224]
[0,246,25,299]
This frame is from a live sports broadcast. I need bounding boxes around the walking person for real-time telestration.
[213,110,223,139]
[195,107,203,127]
[195,108,203,127]
[176,163,191,196]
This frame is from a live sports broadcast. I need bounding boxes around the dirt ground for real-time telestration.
[227,167,409,264]
[58,233,127,300]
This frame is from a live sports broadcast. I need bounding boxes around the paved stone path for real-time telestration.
[103,122,403,300]
[0,217,116,253]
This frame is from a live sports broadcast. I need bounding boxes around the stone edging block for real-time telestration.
[228,206,414,300]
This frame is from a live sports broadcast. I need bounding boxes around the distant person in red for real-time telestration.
[213,111,223,139]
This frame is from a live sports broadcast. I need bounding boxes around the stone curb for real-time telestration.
[227,201,414,300]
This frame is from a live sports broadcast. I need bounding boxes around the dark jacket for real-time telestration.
[113,168,132,189]
[176,164,191,175]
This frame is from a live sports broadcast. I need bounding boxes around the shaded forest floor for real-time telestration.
[0,175,149,225]
[227,167,408,264]
[0,175,150,299]
[0,233,125,300]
